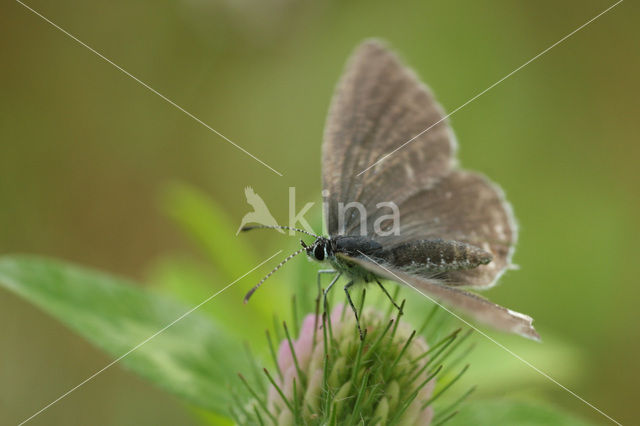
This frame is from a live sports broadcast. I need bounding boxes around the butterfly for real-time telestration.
[242,40,539,341]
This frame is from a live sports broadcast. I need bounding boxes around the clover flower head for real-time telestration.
[265,304,436,425]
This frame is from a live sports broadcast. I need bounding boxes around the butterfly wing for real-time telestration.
[370,170,517,289]
[339,253,539,341]
[322,40,517,289]
[322,40,457,236]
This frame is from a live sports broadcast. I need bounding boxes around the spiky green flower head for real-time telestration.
[265,304,438,425]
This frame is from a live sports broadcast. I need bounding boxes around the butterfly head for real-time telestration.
[301,237,333,262]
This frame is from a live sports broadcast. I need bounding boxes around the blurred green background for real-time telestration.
[1,0,638,424]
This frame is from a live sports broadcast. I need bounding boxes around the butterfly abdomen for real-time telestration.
[380,239,492,273]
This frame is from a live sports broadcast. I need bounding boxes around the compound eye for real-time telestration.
[314,245,325,261]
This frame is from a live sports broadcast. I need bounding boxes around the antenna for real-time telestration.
[243,247,306,303]
[240,225,321,238]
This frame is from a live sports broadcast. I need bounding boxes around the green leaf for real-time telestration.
[447,399,594,426]
[453,330,585,399]
[0,255,248,417]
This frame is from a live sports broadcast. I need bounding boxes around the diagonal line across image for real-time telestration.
[16,0,284,177]
[357,0,623,177]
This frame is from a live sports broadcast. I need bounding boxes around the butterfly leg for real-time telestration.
[322,272,342,319]
[344,281,364,340]
[374,277,403,314]
[317,269,337,297]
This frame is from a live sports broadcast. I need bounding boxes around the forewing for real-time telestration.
[322,40,456,236]
[370,170,517,289]
[340,254,539,341]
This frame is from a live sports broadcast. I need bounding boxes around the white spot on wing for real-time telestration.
[507,309,533,322]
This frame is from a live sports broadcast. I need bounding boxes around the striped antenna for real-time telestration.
[243,247,307,303]
[240,225,320,238]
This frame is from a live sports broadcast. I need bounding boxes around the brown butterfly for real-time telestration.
[243,40,539,341]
